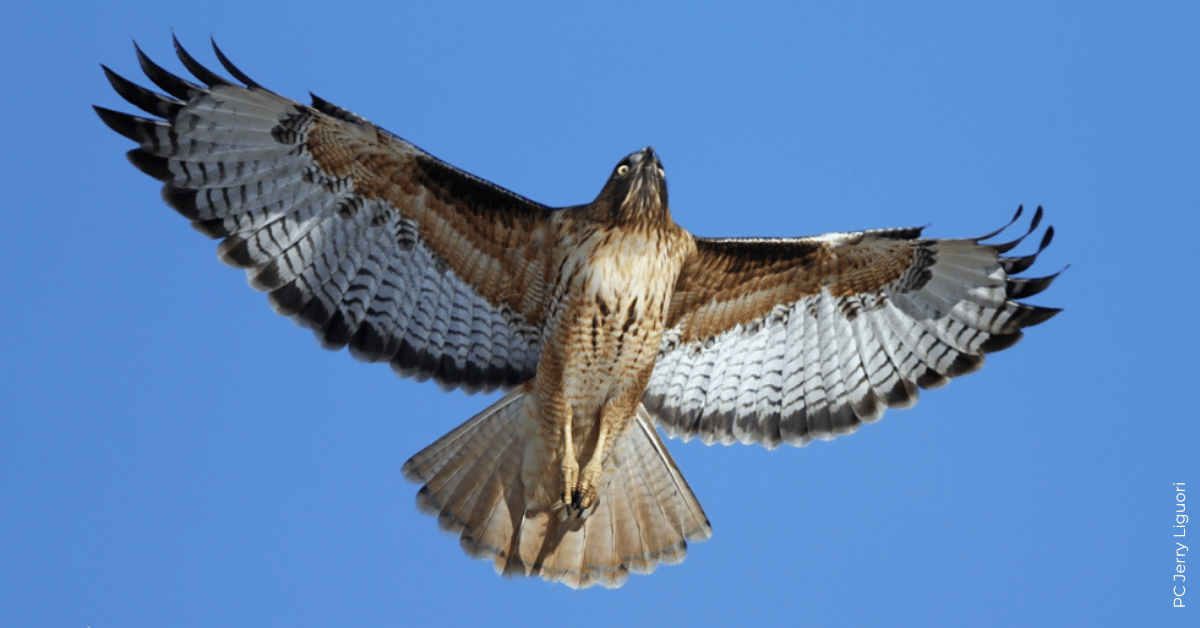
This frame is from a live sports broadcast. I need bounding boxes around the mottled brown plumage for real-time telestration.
[96,37,1061,588]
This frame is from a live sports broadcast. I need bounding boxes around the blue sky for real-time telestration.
[3,1,1197,626]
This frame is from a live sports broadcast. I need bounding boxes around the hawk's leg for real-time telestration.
[558,402,582,518]
[558,398,608,520]
[573,396,627,518]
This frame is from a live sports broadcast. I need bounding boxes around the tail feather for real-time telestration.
[402,389,712,589]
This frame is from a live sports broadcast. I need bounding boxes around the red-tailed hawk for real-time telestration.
[95,37,1060,589]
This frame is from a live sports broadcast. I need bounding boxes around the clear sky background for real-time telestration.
[3,1,1197,626]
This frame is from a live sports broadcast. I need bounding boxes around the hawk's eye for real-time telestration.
[616,164,630,176]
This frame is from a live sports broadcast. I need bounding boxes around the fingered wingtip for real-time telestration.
[101,64,182,117]
[976,204,1028,242]
[93,105,147,143]
[987,205,1053,255]
[1039,224,1055,251]
[1029,205,1044,231]
[1006,270,1062,300]
[132,38,202,100]
[172,33,231,88]
[1021,305,1062,328]
[210,36,262,88]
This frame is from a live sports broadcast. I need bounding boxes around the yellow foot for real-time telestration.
[570,463,602,519]
[559,458,580,518]
[558,459,601,520]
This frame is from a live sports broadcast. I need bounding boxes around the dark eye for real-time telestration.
[616,164,630,176]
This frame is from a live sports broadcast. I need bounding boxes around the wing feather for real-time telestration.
[97,39,554,393]
[645,209,1060,448]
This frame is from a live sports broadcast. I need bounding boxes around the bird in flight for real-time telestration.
[95,36,1060,589]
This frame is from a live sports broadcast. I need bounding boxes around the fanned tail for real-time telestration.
[402,389,712,589]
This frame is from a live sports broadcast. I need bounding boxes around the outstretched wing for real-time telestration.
[95,38,553,393]
[644,206,1060,448]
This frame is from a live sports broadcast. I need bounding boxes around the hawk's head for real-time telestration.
[592,147,670,225]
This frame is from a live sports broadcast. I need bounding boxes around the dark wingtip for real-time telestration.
[192,217,231,239]
[881,378,919,410]
[219,235,262,270]
[1039,224,1055,251]
[134,39,200,100]
[316,309,353,350]
[309,92,367,124]
[990,207,1048,254]
[979,330,1024,353]
[916,366,951,390]
[1006,269,1062,299]
[975,205,1024,242]
[266,280,307,313]
[347,322,394,364]
[1018,305,1061,328]
[309,92,331,109]
[173,33,231,87]
[1029,205,1044,231]
[1000,253,1036,275]
[127,148,172,180]
[94,106,151,143]
[162,184,200,218]
[999,223,1055,275]
[944,352,985,378]
[102,64,180,118]
[210,36,262,88]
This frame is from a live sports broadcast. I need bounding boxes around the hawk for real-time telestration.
[95,37,1061,589]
